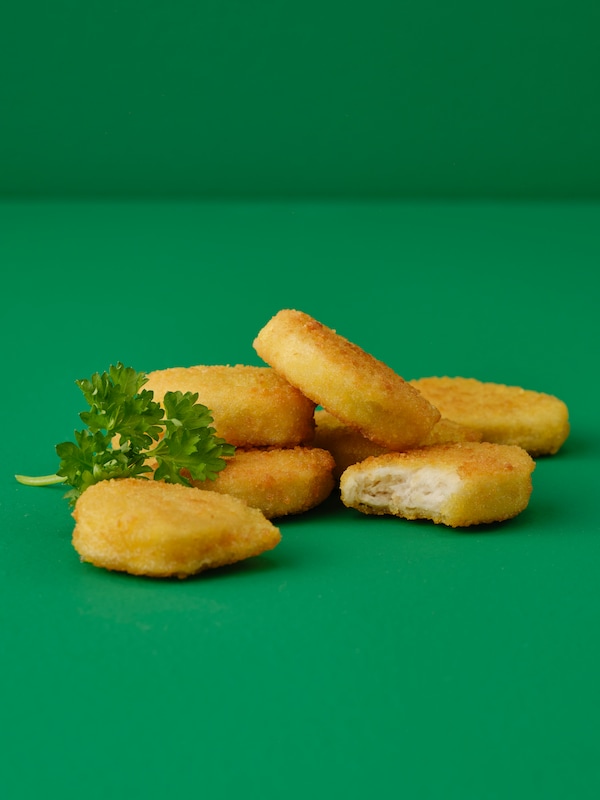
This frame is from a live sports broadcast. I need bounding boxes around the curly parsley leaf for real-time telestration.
[151,390,235,484]
[15,363,235,505]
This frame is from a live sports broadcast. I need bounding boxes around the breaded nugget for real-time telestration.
[409,377,570,456]
[72,478,281,578]
[144,364,315,447]
[314,408,482,479]
[188,446,336,518]
[253,309,440,450]
[340,442,535,527]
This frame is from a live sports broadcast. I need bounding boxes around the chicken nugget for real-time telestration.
[340,441,535,528]
[72,478,281,578]
[409,377,570,456]
[189,446,336,518]
[253,309,440,450]
[314,408,482,479]
[144,364,315,447]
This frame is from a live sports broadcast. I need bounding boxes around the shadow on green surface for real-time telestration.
[556,430,597,459]
[75,549,283,585]
[275,490,344,527]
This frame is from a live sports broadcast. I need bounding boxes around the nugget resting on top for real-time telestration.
[189,446,336,519]
[253,309,440,450]
[314,408,482,479]
[144,364,315,447]
[340,441,535,528]
[72,478,281,578]
[409,376,570,456]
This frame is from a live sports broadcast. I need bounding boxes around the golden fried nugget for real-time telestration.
[72,478,281,578]
[314,408,482,479]
[144,364,315,447]
[188,446,336,519]
[340,442,535,528]
[409,377,570,456]
[253,309,440,450]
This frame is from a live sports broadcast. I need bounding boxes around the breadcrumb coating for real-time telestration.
[144,364,315,447]
[189,446,336,519]
[253,309,440,450]
[340,441,535,528]
[72,478,281,578]
[409,377,570,456]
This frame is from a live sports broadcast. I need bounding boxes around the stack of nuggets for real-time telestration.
[73,357,337,578]
[253,309,568,528]
[142,362,336,520]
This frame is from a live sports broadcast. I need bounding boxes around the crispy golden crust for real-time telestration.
[340,442,535,528]
[313,409,482,479]
[189,446,336,519]
[144,364,315,447]
[409,377,570,456]
[72,478,281,578]
[253,309,440,450]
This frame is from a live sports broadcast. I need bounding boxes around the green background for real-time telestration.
[1,2,599,799]
[1,0,599,198]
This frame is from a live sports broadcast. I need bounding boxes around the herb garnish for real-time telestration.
[15,363,234,505]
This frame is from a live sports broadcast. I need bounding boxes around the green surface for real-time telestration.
[1,1,600,198]
[1,199,599,799]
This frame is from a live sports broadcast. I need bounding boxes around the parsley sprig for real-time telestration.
[16,363,235,505]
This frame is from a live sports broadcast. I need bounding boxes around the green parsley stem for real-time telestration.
[15,473,67,487]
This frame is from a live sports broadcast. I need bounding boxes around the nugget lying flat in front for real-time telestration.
[72,478,281,578]
[339,442,535,528]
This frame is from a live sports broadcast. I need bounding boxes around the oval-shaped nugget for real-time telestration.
[253,309,440,450]
[314,408,482,480]
[409,377,570,456]
[144,364,315,447]
[72,478,281,578]
[340,441,535,528]
[190,446,336,519]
